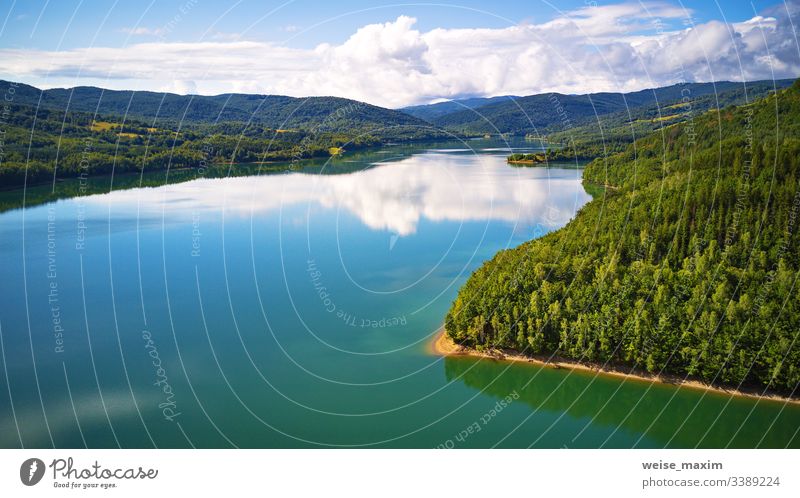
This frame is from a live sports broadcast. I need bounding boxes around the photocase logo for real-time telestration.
[20,458,45,486]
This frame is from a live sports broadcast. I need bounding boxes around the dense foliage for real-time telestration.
[446,80,800,394]
[543,81,792,153]
[0,80,446,188]
[1,80,432,131]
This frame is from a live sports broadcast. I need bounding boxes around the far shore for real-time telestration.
[430,328,800,405]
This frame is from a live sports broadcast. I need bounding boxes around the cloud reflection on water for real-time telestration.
[85,151,591,236]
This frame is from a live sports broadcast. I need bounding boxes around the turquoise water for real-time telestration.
[0,139,798,448]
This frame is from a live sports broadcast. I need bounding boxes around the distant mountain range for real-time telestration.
[401,95,517,122]
[400,80,796,135]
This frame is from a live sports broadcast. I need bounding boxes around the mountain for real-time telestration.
[446,79,800,394]
[400,95,517,122]
[0,79,447,188]
[426,80,795,134]
[0,80,432,134]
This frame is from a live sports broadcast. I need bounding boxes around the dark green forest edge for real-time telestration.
[446,80,800,395]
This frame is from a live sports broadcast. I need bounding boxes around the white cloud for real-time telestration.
[1,2,798,107]
[160,79,197,95]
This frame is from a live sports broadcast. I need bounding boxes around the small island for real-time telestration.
[506,145,605,166]
[507,152,548,165]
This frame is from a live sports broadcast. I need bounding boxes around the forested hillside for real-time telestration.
[445,80,800,394]
[430,80,793,135]
[0,80,445,188]
[1,80,431,131]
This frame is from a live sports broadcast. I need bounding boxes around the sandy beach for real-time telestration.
[430,328,800,405]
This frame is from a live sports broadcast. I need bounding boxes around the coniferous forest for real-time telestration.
[446,80,800,394]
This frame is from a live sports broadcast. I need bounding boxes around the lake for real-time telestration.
[0,138,798,448]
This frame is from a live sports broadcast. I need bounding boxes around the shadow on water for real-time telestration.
[444,355,800,448]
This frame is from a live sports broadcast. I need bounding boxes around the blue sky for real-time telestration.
[0,0,797,106]
[0,0,783,49]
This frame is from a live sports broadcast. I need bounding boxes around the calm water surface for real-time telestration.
[0,139,798,448]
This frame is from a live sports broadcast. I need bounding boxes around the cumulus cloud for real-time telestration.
[1,1,798,107]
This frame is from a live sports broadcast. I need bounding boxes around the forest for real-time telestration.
[446,79,800,394]
[2,78,789,190]
[0,80,447,188]
[428,80,793,135]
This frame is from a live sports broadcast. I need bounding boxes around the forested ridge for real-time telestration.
[427,80,793,135]
[3,79,791,189]
[0,79,432,130]
[445,80,800,394]
[401,95,516,122]
[0,80,445,188]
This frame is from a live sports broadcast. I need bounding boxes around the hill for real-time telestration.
[0,80,447,188]
[400,95,516,122]
[445,79,800,394]
[428,80,795,135]
[0,80,433,135]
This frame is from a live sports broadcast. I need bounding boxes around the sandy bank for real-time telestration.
[430,328,800,405]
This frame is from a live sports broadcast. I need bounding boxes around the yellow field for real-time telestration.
[90,121,118,132]
[652,113,685,122]
[90,121,144,138]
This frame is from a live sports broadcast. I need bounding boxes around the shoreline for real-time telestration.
[430,328,800,405]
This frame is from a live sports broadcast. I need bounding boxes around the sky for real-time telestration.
[0,0,798,107]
